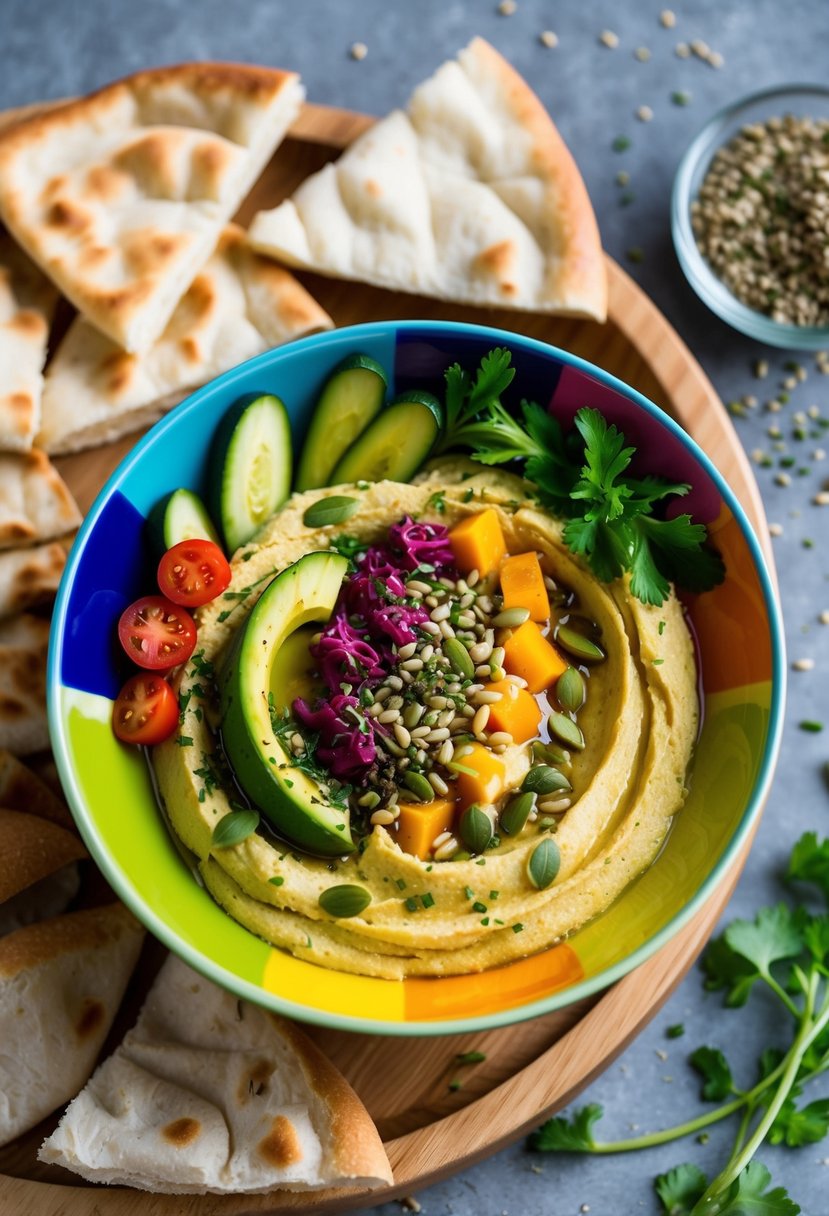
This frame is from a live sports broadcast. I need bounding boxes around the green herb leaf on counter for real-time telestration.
[653,1163,708,1215]
[529,831,829,1215]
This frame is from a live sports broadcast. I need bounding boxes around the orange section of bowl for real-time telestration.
[686,507,773,694]
[404,942,583,1020]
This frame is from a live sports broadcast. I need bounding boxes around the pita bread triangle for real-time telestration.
[0,227,57,450]
[38,224,333,455]
[0,62,304,354]
[249,37,607,320]
[0,902,144,1148]
[39,953,393,1194]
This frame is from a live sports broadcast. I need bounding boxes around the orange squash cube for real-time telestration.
[483,679,542,744]
[500,552,549,622]
[501,620,568,693]
[448,509,507,577]
[394,797,456,859]
[453,742,507,808]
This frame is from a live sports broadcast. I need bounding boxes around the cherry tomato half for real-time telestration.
[112,672,179,745]
[117,595,197,670]
[158,539,232,608]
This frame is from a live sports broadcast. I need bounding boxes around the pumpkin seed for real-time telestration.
[211,810,259,848]
[493,607,531,628]
[557,666,586,712]
[522,765,572,795]
[302,495,360,528]
[403,771,435,802]
[444,637,475,679]
[319,884,372,918]
[555,625,606,663]
[548,711,585,751]
[532,739,571,767]
[459,804,494,854]
[500,791,536,836]
[528,838,561,889]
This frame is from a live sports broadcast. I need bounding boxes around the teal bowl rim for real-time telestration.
[671,82,829,350]
[48,318,787,1036]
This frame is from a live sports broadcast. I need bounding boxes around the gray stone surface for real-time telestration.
[3,2,828,1212]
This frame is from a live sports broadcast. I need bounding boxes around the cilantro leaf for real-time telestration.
[528,1103,603,1152]
[654,1163,708,1215]
[632,514,726,595]
[713,1160,800,1214]
[787,832,829,905]
[689,1046,735,1102]
[725,904,804,979]
[769,1097,829,1147]
[703,933,761,1007]
[564,515,631,584]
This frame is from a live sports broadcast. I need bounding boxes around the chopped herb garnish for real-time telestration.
[512,922,524,933]
[448,1079,463,1092]
[176,735,194,747]
[405,896,419,913]
[612,135,631,151]
[456,1051,487,1065]
[666,1023,685,1039]
[269,876,285,886]
[472,901,488,914]
[421,892,436,909]
[799,719,824,732]
[396,878,407,891]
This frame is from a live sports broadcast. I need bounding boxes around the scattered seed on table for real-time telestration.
[635,46,651,61]
[755,360,770,379]
[671,90,692,106]
[616,170,630,186]
[813,491,829,505]
[708,51,724,68]
[690,38,710,58]
[349,41,368,60]
[600,30,619,48]
[660,9,676,27]
[497,0,516,13]
[627,246,645,262]
[675,41,690,57]
[792,658,815,672]
[819,610,829,625]
[612,134,631,152]
[769,522,784,537]
[539,30,558,47]
[636,105,653,122]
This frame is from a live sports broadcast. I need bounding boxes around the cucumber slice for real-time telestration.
[329,390,442,485]
[208,393,292,554]
[147,488,222,554]
[295,354,388,491]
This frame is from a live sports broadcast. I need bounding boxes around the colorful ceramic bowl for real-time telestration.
[48,320,785,1036]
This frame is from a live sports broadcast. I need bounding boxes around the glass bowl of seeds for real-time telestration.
[672,84,829,349]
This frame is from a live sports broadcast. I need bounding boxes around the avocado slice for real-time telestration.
[218,551,354,856]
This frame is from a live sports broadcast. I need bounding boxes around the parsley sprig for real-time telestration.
[528,832,829,1214]
[437,349,724,607]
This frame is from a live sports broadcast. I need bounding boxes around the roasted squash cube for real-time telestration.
[448,509,507,577]
[483,679,542,744]
[500,551,549,622]
[453,742,507,808]
[501,620,568,693]
[395,797,456,859]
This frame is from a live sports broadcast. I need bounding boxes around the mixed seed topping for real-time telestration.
[692,114,829,327]
[281,514,606,864]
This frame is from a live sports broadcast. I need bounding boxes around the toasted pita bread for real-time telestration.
[0,63,304,353]
[0,229,57,450]
[0,903,144,1147]
[40,953,393,1193]
[0,449,81,548]
[38,225,332,454]
[0,809,85,938]
[0,809,86,905]
[0,540,66,617]
[0,613,50,754]
[0,748,74,829]
[249,38,606,320]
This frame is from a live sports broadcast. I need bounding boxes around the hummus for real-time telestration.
[153,462,698,979]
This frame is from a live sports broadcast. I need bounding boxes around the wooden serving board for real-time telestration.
[0,102,772,1214]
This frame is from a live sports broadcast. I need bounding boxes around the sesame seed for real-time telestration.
[349,41,368,60]
[599,30,620,48]
[636,105,654,122]
[660,9,676,27]
[792,658,815,672]
[539,29,558,48]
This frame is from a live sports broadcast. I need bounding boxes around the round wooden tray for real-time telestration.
[0,102,772,1215]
